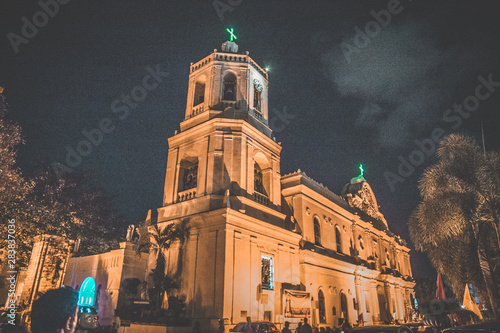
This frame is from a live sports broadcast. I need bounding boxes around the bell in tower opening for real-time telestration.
[223,73,236,101]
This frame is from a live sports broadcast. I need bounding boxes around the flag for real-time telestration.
[436,273,446,300]
[161,291,169,309]
[462,284,483,320]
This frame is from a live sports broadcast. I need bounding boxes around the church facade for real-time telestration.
[147,40,415,330]
[10,39,415,332]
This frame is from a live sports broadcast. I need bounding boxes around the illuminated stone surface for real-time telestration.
[15,40,414,331]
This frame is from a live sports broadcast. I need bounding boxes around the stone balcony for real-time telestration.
[253,191,270,206]
[177,189,197,203]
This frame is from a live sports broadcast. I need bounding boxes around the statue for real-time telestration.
[126,225,135,242]
[225,189,231,208]
[138,281,149,301]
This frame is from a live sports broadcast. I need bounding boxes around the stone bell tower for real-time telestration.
[159,37,282,222]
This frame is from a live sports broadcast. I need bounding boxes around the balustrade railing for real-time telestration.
[253,192,269,206]
[177,189,197,202]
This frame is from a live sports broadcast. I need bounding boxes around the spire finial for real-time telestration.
[359,164,364,177]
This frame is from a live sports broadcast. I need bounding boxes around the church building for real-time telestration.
[146,38,415,330]
[11,37,415,332]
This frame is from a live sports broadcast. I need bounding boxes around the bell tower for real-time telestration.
[180,35,270,136]
[159,35,282,222]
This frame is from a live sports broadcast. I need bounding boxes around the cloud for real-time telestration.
[321,20,472,149]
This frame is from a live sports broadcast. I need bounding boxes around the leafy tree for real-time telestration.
[409,134,500,318]
[27,168,123,256]
[0,89,34,266]
[0,89,124,267]
[137,219,190,309]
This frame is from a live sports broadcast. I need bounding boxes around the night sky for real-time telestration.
[2,0,500,279]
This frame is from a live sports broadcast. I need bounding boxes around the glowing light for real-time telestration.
[226,28,237,42]
[353,164,365,180]
[265,67,270,72]
[78,277,96,307]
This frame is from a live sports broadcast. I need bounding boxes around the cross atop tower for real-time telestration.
[226,28,237,42]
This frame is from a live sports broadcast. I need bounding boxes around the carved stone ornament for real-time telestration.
[345,182,388,227]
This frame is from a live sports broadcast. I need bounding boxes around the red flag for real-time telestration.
[436,273,446,300]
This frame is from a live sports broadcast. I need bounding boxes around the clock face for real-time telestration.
[253,78,263,92]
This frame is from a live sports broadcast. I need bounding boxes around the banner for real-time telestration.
[284,290,311,318]
[462,284,483,320]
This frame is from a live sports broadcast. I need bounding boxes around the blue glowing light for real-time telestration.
[78,277,96,307]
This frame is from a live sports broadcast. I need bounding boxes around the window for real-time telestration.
[193,76,206,107]
[335,227,342,253]
[223,73,236,101]
[340,292,348,323]
[254,163,265,195]
[318,290,326,323]
[261,255,274,290]
[254,84,262,111]
[179,158,198,192]
[182,165,198,190]
[314,217,321,246]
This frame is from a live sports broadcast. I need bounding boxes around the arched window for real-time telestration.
[314,217,321,246]
[254,163,265,195]
[335,227,342,253]
[340,292,348,324]
[253,83,262,111]
[78,277,96,307]
[179,157,198,192]
[318,289,326,323]
[193,76,206,107]
[223,73,236,101]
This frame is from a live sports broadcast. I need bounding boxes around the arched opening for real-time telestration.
[318,289,326,323]
[78,277,96,307]
[179,157,198,192]
[193,75,206,107]
[313,217,321,246]
[340,292,348,325]
[254,163,265,195]
[335,227,342,253]
[253,152,271,199]
[377,285,390,322]
[253,83,262,111]
[223,73,236,101]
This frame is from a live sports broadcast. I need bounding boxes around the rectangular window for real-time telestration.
[261,255,274,290]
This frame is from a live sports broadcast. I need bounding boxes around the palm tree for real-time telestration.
[409,134,500,318]
[137,218,190,306]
